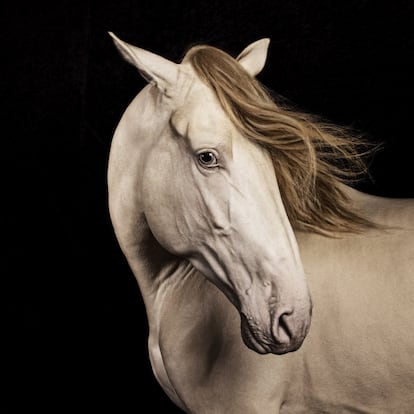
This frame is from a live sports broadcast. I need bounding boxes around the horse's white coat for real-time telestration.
[108,34,414,413]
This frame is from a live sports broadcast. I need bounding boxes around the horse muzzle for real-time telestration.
[240,303,312,355]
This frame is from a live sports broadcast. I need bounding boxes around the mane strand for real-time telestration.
[184,45,378,236]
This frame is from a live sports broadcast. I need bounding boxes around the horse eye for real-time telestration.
[198,151,218,167]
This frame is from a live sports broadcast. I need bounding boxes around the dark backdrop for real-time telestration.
[3,1,413,412]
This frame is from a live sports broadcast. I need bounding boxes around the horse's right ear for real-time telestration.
[109,32,179,95]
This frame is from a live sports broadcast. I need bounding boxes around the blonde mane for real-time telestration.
[184,45,377,236]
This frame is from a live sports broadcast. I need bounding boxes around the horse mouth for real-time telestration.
[240,318,272,354]
[240,313,304,355]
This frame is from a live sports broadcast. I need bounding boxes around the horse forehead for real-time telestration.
[171,78,230,135]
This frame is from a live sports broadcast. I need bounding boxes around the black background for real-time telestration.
[3,1,413,412]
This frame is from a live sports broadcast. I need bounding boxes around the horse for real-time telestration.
[107,32,414,413]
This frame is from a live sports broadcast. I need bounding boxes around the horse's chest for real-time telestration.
[151,281,297,413]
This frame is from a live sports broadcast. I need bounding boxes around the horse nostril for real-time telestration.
[271,311,293,345]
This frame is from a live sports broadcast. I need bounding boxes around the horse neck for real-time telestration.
[108,89,195,328]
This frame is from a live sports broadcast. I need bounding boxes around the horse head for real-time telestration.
[109,33,312,355]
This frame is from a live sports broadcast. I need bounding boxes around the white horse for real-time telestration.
[107,33,414,413]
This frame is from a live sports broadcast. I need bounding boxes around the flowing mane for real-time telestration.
[184,45,377,235]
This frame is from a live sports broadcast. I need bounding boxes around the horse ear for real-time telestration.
[236,38,270,77]
[109,32,179,94]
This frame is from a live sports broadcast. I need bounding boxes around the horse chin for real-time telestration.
[240,314,305,355]
[241,323,271,354]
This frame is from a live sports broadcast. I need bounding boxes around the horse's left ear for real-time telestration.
[236,38,270,77]
[109,32,178,94]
